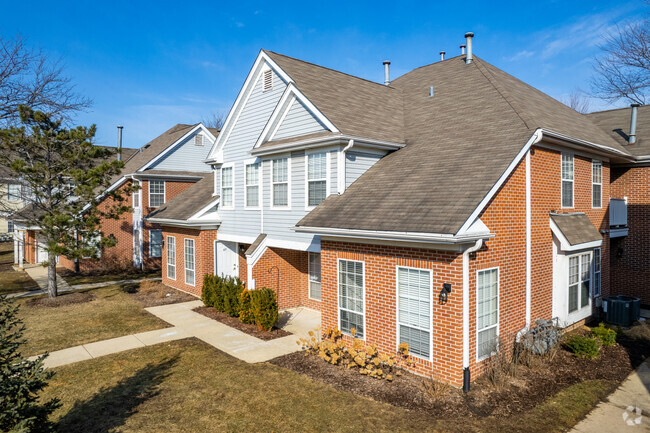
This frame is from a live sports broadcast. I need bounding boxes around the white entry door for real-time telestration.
[215,241,238,278]
[36,237,49,264]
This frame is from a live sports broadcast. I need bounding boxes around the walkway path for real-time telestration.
[32,300,320,369]
[570,358,650,432]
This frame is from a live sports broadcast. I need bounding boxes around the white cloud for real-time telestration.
[505,50,535,62]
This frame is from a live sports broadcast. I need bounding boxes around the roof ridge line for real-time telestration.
[473,58,533,130]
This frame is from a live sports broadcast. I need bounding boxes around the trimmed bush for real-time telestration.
[201,274,218,307]
[222,277,244,317]
[250,288,279,331]
[565,335,601,359]
[239,289,255,324]
[592,323,616,347]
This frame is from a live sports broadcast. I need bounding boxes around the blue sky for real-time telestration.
[0,0,644,148]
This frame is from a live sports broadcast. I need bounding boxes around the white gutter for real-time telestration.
[293,225,493,244]
[250,134,404,157]
[540,129,634,160]
[338,139,354,194]
[462,239,483,372]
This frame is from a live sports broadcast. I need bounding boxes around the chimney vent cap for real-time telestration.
[383,60,391,65]
[631,103,641,107]
[464,32,474,38]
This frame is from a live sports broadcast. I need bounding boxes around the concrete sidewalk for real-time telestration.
[32,300,320,368]
[571,358,650,432]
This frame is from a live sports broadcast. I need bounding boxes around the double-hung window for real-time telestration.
[307,152,327,207]
[149,180,165,207]
[245,162,260,207]
[593,248,601,297]
[592,160,602,208]
[272,158,289,207]
[338,260,364,338]
[7,220,14,233]
[167,236,176,280]
[221,166,233,207]
[149,229,162,258]
[568,253,591,313]
[477,268,499,359]
[397,267,431,359]
[7,184,21,201]
[561,153,574,208]
[185,239,195,286]
[308,252,321,300]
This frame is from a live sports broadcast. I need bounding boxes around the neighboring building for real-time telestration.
[14,124,218,270]
[151,38,648,387]
[0,167,26,238]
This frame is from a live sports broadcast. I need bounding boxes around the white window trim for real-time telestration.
[561,153,574,209]
[476,267,500,362]
[592,160,602,209]
[244,159,261,210]
[567,251,592,314]
[270,156,292,210]
[308,252,321,301]
[184,238,195,287]
[305,149,330,211]
[336,258,366,340]
[395,265,433,361]
[149,229,162,258]
[149,180,166,208]
[220,162,235,210]
[593,247,601,298]
[167,236,176,281]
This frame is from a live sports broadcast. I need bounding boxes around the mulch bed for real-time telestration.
[269,324,649,420]
[125,282,197,308]
[25,292,95,308]
[193,306,292,341]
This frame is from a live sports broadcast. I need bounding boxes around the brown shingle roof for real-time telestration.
[296,55,631,235]
[145,172,217,221]
[587,105,650,157]
[550,213,602,246]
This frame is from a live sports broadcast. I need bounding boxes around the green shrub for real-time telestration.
[592,323,616,347]
[239,289,255,324]
[250,288,278,331]
[201,274,217,307]
[222,277,244,317]
[213,276,225,312]
[565,335,601,359]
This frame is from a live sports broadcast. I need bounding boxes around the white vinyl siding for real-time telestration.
[167,236,176,280]
[397,267,431,359]
[149,180,165,207]
[569,253,591,313]
[7,184,20,201]
[594,248,601,297]
[308,252,321,300]
[307,152,327,207]
[272,157,289,207]
[221,166,233,208]
[338,259,364,338]
[245,162,260,207]
[149,230,162,258]
[263,69,273,92]
[184,239,195,286]
[592,160,602,208]
[477,268,499,359]
[561,153,574,208]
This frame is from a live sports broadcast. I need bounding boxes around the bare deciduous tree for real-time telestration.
[591,19,650,105]
[201,112,226,130]
[561,90,591,114]
[0,35,91,125]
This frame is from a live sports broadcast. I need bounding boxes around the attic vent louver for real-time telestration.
[263,69,273,92]
[195,134,203,146]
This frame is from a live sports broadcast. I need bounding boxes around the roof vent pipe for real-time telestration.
[464,32,474,64]
[440,51,446,61]
[460,44,466,55]
[629,103,640,144]
[383,61,391,85]
[117,125,123,161]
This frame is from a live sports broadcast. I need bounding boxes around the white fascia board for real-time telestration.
[549,218,602,252]
[138,124,205,172]
[216,232,259,245]
[131,173,205,180]
[207,51,294,162]
[541,129,634,161]
[293,226,493,245]
[251,134,404,157]
[189,198,220,220]
[145,217,220,229]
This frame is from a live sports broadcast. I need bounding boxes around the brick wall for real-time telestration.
[161,226,217,297]
[610,165,650,305]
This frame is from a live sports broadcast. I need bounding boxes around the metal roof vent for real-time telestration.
[440,51,446,61]
[428,86,434,97]
[383,61,391,85]
[464,32,474,64]
[460,44,466,55]
[629,103,640,144]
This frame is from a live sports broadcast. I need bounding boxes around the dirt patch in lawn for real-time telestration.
[193,306,292,341]
[270,324,647,420]
[25,292,95,308]
[124,280,197,308]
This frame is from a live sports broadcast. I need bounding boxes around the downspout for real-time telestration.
[525,150,531,327]
[338,139,354,194]
[462,238,483,392]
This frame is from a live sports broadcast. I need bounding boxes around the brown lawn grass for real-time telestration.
[0,241,39,295]
[18,285,170,356]
[57,268,161,286]
[40,338,619,433]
